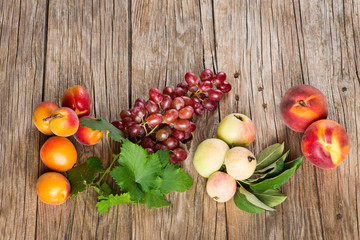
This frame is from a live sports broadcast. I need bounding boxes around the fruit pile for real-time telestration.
[33,86,104,205]
[192,114,303,213]
[110,69,232,164]
[280,85,350,169]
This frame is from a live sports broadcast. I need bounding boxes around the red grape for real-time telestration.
[189,85,199,93]
[111,120,125,131]
[147,113,164,126]
[149,88,163,104]
[169,153,178,164]
[135,97,146,105]
[162,137,178,150]
[173,87,186,97]
[156,127,171,141]
[184,72,199,86]
[191,97,201,109]
[202,98,217,111]
[200,69,214,82]
[173,148,187,161]
[160,95,172,111]
[141,137,154,149]
[155,143,168,151]
[164,109,179,124]
[188,121,196,132]
[172,129,185,141]
[163,86,173,96]
[208,89,223,101]
[146,148,154,154]
[174,119,191,131]
[198,93,207,100]
[171,97,185,110]
[183,131,192,140]
[217,81,232,93]
[194,105,205,115]
[178,106,194,119]
[182,96,193,106]
[177,82,189,92]
[213,72,226,84]
[120,110,131,119]
[145,100,159,114]
[123,117,136,128]
[198,81,212,92]
[128,124,142,137]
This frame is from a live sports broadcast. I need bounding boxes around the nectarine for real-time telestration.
[280,85,328,132]
[74,116,104,145]
[61,85,92,117]
[301,119,350,169]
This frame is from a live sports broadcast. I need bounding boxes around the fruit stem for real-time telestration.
[42,114,63,122]
[145,125,159,137]
[96,153,119,186]
[298,100,306,107]
[105,132,113,156]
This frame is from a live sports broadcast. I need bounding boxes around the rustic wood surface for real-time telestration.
[0,0,359,239]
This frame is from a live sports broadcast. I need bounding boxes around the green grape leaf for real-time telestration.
[157,150,170,168]
[233,186,274,213]
[159,164,193,194]
[67,157,104,199]
[80,117,125,142]
[253,189,287,207]
[250,157,303,192]
[142,190,172,209]
[256,143,284,170]
[96,193,134,213]
[110,139,162,201]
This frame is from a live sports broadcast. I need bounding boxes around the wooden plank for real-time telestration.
[292,0,360,239]
[213,0,328,239]
[129,0,227,239]
[37,0,131,239]
[0,0,47,239]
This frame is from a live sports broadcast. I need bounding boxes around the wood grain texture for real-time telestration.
[0,0,359,239]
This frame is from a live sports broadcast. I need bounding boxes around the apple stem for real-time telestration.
[248,156,255,162]
[42,114,63,122]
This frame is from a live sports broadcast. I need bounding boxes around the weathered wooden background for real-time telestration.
[0,0,359,239]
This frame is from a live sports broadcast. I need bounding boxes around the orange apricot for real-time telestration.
[40,136,77,171]
[36,172,70,205]
[32,101,59,135]
[47,107,79,137]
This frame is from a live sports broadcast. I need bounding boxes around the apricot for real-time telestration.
[216,113,256,147]
[224,147,256,180]
[47,107,79,137]
[40,136,77,171]
[206,171,237,202]
[193,138,229,178]
[37,172,70,205]
[32,101,59,135]
[280,85,328,132]
[301,119,350,169]
[61,85,92,117]
[74,116,104,145]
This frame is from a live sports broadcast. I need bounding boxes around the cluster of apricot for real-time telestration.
[280,85,350,169]
[33,86,104,205]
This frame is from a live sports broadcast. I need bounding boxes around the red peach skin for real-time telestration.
[301,119,350,169]
[61,85,92,117]
[280,85,328,132]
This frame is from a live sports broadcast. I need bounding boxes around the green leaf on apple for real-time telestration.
[249,156,303,192]
[80,117,126,142]
[256,143,284,171]
[253,189,287,207]
[233,185,274,213]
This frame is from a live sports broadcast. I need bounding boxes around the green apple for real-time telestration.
[193,138,229,178]
[216,113,256,147]
[224,147,256,180]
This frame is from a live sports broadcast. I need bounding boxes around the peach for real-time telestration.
[216,113,256,147]
[47,107,79,137]
[40,136,77,171]
[301,119,350,169]
[61,85,92,117]
[32,101,59,135]
[36,172,70,205]
[280,85,328,132]
[206,171,237,202]
[193,138,230,178]
[74,116,104,145]
[224,147,256,180]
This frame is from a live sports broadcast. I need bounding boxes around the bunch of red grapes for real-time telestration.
[111,69,232,164]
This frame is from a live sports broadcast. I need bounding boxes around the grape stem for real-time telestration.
[145,125,159,137]
[95,132,117,186]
